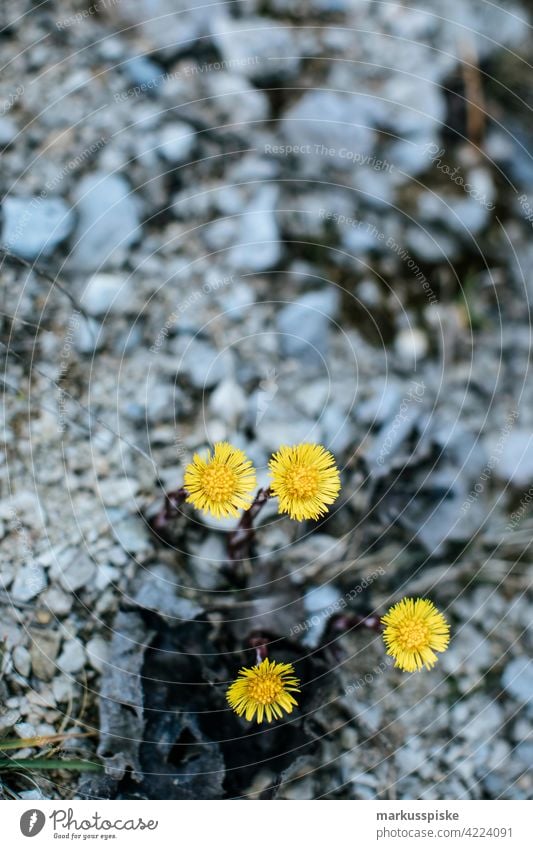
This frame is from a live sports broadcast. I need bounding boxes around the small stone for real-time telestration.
[178,340,231,389]
[0,491,43,529]
[321,404,355,455]
[13,646,32,678]
[41,586,73,616]
[209,380,247,426]
[57,550,96,592]
[1,196,74,260]
[502,657,533,706]
[405,225,459,262]
[204,73,269,125]
[134,564,203,620]
[281,91,375,176]
[122,55,165,92]
[86,636,109,673]
[158,121,196,163]
[189,534,227,589]
[496,429,533,487]
[57,640,86,674]
[395,327,429,365]
[113,515,149,554]
[301,584,342,647]
[69,172,142,271]
[29,629,61,681]
[461,700,503,741]
[11,562,47,602]
[417,186,491,237]
[516,741,533,766]
[52,675,76,704]
[14,721,35,739]
[97,477,139,506]
[73,318,105,354]
[0,116,17,146]
[396,739,426,775]
[277,289,339,366]
[213,16,301,83]
[295,380,330,417]
[81,273,130,316]
[18,790,48,801]
[95,563,119,591]
[227,184,281,273]
[108,0,214,58]
[0,707,20,733]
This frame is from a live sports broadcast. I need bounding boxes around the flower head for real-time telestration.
[226,658,300,723]
[381,597,450,672]
[184,441,256,518]
[268,443,341,521]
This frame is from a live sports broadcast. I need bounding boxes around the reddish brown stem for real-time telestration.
[150,486,187,533]
[249,633,270,663]
[328,613,384,634]
[227,487,271,562]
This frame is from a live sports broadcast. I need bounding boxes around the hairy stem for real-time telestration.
[150,486,187,533]
[227,487,271,562]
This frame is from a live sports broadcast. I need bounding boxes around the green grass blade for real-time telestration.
[0,759,102,772]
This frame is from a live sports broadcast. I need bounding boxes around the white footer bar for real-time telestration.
[3,799,530,848]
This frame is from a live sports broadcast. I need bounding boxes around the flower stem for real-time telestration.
[227,487,271,562]
[328,613,384,634]
[249,634,269,663]
[150,486,187,533]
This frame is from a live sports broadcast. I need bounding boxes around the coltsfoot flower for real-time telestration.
[184,441,256,518]
[268,443,341,521]
[381,597,450,672]
[226,658,300,723]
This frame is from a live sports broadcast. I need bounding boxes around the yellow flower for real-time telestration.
[226,658,300,723]
[268,443,341,521]
[184,441,256,518]
[381,597,450,673]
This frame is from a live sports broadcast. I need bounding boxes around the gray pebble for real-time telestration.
[11,562,47,603]
[213,16,301,83]
[29,629,61,681]
[57,640,86,674]
[227,184,281,273]
[277,289,340,366]
[86,636,109,673]
[81,273,131,316]
[69,172,142,271]
[13,645,31,678]
[157,122,196,164]
[502,657,533,706]
[1,196,74,260]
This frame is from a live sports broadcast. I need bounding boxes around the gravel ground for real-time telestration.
[0,0,532,800]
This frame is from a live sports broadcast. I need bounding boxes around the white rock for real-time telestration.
[97,476,140,506]
[13,646,31,678]
[496,429,533,487]
[69,172,142,271]
[1,196,74,260]
[56,550,96,592]
[158,121,196,163]
[11,563,47,602]
[57,640,86,674]
[86,636,109,673]
[227,185,281,273]
[81,273,130,316]
[209,380,247,426]
[395,327,428,364]
[502,657,533,705]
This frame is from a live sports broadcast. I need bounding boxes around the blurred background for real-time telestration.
[0,0,532,800]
